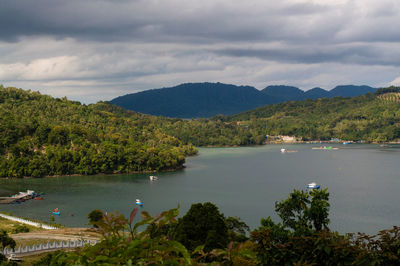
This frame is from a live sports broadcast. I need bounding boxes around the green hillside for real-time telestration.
[0,86,198,177]
[228,87,400,142]
[0,86,268,178]
[2,85,399,178]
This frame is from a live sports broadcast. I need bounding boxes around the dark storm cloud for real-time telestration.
[2,0,400,103]
[215,44,400,66]
[0,0,148,42]
[0,0,334,43]
[1,0,398,46]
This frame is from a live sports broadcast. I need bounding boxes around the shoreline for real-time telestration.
[1,165,186,180]
[2,141,399,179]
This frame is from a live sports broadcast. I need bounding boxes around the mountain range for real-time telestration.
[110,83,376,118]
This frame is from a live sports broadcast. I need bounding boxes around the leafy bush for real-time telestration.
[11,224,30,234]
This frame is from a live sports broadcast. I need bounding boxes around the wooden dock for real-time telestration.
[0,197,16,204]
[0,190,36,204]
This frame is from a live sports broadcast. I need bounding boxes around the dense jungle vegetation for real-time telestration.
[227,87,400,142]
[29,188,400,265]
[0,86,265,178]
[0,86,199,177]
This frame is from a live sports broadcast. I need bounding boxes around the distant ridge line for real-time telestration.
[110,82,376,118]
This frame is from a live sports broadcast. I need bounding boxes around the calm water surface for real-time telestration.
[1,144,400,234]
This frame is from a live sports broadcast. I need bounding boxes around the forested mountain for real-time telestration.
[110,83,279,118]
[304,87,330,99]
[111,83,375,118]
[261,84,376,100]
[227,87,400,142]
[261,85,305,101]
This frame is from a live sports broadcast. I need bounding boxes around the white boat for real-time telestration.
[306,182,320,189]
[281,148,297,153]
[11,190,35,199]
[135,199,143,206]
[149,175,158,181]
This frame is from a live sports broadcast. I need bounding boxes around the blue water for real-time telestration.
[1,144,399,235]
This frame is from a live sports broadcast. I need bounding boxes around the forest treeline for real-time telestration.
[226,87,400,142]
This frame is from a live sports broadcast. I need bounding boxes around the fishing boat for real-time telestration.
[52,208,61,216]
[34,196,44,200]
[149,175,158,181]
[136,199,143,207]
[307,182,320,189]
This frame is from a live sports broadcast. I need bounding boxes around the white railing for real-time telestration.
[1,239,98,255]
[0,213,58,230]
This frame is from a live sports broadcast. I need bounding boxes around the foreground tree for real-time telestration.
[174,202,228,252]
[0,230,16,262]
[87,209,103,228]
[275,187,330,235]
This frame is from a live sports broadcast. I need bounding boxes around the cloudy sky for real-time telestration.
[1,0,400,103]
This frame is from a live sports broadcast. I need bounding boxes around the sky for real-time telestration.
[1,0,400,103]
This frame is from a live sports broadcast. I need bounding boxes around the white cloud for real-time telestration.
[1,0,400,103]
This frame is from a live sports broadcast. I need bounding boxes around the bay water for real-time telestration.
[1,144,399,235]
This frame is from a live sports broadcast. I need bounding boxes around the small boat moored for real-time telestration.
[306,182,321,189]
[136,199,143,207]
[149,175,158,181]
[52,208,61,216]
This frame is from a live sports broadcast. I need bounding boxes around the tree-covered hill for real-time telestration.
[0,86,198,178]
[227,88,400,142]
[0,86,271,178]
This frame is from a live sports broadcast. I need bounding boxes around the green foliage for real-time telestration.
[229,91,400,142]
[42,207,192,265]
[0,86,197,177]
[87,209,103,228]
[374,86,400,95]
[0,230,16,262]
[225,216,250,242]
[275,188,330,234]
[161,119,267,146]
[32,250,67,266]
[251,188,400,265]
[175,202,228,252]
[354,226,400,264]
[11,224,30,234]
